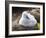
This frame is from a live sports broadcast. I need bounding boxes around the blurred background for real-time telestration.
[12,7,40,31]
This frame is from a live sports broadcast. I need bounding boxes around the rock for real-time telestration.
[30,9,40,22]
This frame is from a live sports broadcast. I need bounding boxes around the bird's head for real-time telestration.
[22,11,30,19]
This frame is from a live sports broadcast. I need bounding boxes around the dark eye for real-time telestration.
[26,15,29,19]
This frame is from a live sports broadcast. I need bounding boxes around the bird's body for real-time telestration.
[19,11,37,27]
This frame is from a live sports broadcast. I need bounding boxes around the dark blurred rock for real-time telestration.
[29,9,40,22]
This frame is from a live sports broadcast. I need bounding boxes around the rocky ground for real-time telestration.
[12,23,40,31]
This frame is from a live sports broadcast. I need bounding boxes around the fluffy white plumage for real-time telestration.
[19,11,37,27]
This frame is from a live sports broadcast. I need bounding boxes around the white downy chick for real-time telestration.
[19,11,37,27]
